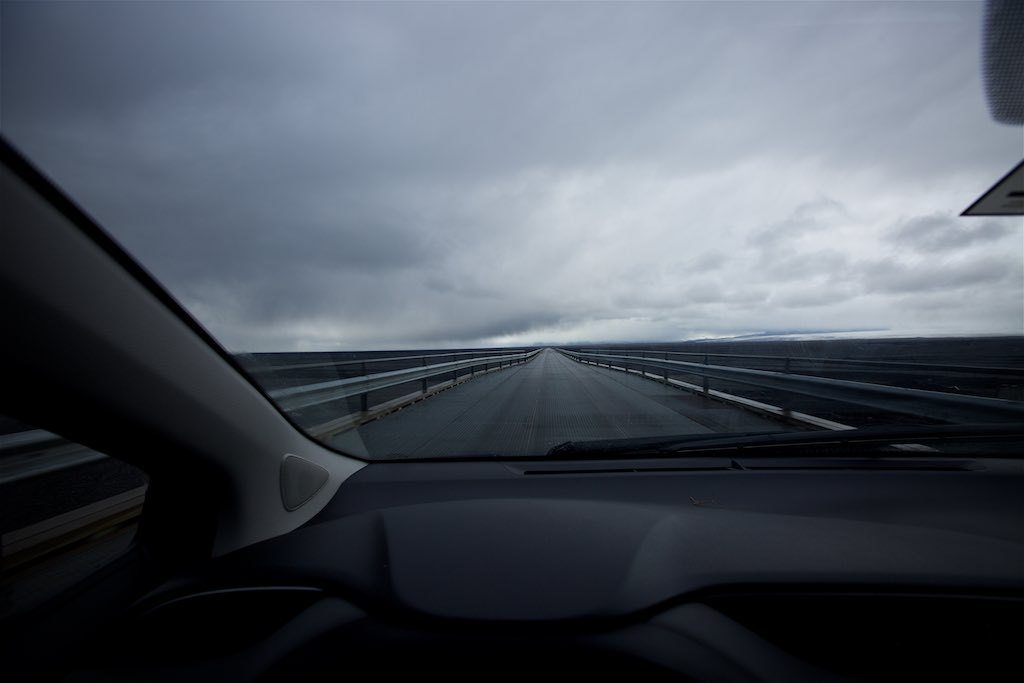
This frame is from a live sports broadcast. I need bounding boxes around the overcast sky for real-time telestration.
[3,1,1022,351]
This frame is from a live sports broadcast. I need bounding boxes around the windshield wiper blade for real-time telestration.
[546,423,1024,457]
[547,430,780,456]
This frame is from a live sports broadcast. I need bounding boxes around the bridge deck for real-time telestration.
[351,348,789,458]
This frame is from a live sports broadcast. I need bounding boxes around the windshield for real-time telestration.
[3,1,1021,460]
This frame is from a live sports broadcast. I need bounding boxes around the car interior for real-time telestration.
[2,2,1023,682]
[3,134,1024,682]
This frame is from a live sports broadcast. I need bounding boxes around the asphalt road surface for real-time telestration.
[352,348,788,458]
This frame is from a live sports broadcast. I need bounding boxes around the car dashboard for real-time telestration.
[66,455,1023,682]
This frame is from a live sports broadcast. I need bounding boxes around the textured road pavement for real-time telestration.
[354,348,787,458]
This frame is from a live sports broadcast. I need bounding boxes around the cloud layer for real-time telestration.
[3,1,1021,350]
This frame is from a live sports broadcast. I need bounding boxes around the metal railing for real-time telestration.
[558,349,1024,425]
[242,349,536,376]
[269,349,541,414]
[572,348,1024,382]
[0,430,107,485]
[0,431,146,575]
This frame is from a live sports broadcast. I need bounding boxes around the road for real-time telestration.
[351,348,788,458]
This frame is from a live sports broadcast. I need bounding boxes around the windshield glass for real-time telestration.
[3,1,1021,460]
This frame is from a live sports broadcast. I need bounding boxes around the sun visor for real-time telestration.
[962,159,1024,216]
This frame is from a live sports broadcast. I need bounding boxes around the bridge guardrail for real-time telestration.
[0,431,108,485]
[269,349,541,413]
[573,348,1024,380]
[245,349,535,375]
[558,349,1024,425]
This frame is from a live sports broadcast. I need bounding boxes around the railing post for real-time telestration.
[422,357,428,393]
[360,392,369,413]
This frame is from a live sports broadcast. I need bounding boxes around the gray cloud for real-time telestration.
[859,255,1019,295]
[747,198,850,250]
[759,249,851,283]
[887,214,1016,253]
[682,250,729,274]
[2,1,1021,349]
[773,289,853,309]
